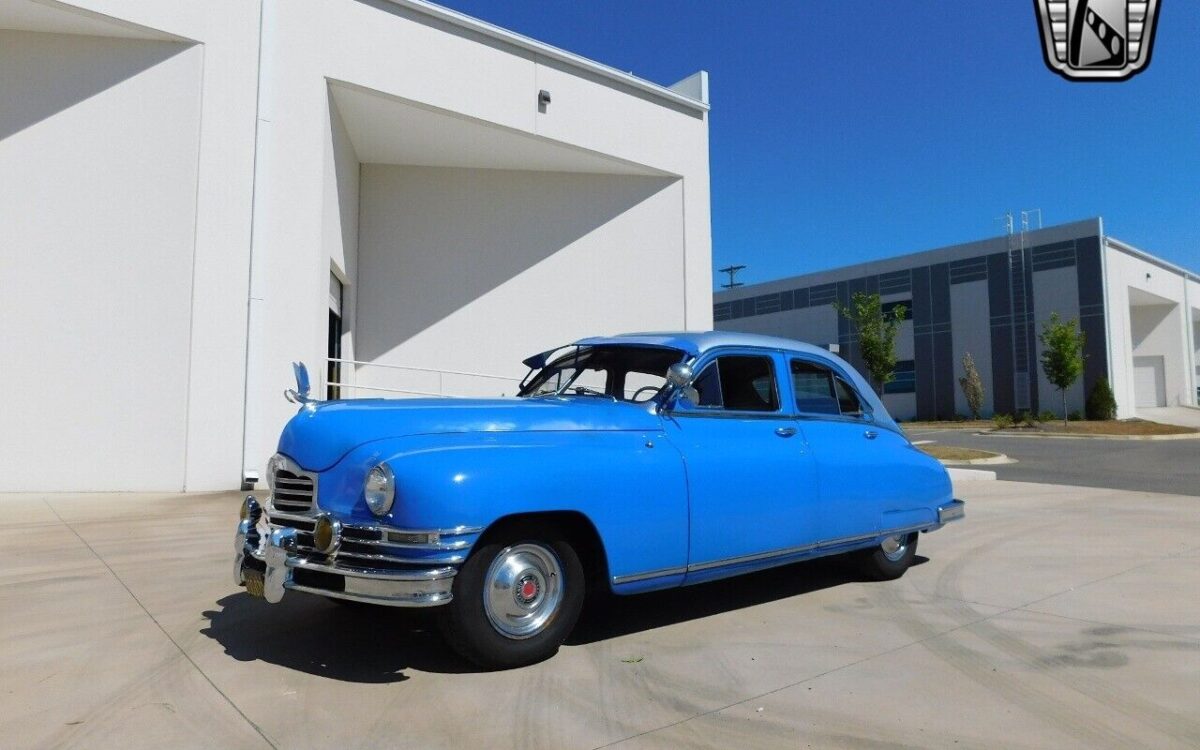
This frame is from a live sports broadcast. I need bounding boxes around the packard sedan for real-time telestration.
[234,332,963,668]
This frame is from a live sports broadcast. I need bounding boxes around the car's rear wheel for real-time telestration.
[856,531,918,580]
[439,525,584,669]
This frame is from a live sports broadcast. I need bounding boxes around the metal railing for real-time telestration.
[326,357,523,399]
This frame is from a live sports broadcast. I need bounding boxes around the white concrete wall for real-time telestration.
[0,0,710,490]
[1,1,264,491]
[1104,245,1195,417]
[323,97,360,368]
[1031,265,1085,417]
[352,166,683,396]
[950,280,994,417]
[243,0,711,478]
[0,30,202,491]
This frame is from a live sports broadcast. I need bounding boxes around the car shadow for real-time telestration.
[200,594,470,681]
[569,555,927,645]
[201,554,929,680]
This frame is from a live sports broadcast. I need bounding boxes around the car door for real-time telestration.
[789,357,908,544]
[662,350,820,579]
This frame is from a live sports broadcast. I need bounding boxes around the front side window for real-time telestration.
[684,355,779,412]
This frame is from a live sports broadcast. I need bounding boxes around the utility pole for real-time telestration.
[718,264,746,289]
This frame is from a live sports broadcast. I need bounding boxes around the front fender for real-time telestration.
[317,431,689,589]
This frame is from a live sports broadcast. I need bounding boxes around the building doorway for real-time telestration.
[1133,355,1166,408]
[328,272,343,400]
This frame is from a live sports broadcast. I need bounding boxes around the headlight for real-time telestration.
[363,464,395,516]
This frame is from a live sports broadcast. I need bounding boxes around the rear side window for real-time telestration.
[790,360,839,415]
[791,359,868,418]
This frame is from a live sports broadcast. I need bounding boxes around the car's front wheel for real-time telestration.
[439,525,585,669]
[856,531,918,580]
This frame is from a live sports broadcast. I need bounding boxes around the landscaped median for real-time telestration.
[917,444,1013,466]
[985,419,1199,440]
[904,418,1199,440]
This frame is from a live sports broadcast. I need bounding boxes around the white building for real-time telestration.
[715,219,1200,421]
[0,0,712,492]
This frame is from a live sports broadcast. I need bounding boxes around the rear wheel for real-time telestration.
[856,532,918,580]
[439,525,585,669]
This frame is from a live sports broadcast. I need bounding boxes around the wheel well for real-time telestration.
[477,511,612,595]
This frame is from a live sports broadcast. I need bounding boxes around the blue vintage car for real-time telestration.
[234,332,963,668]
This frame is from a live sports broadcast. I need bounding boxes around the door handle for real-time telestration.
[863,430,878,440]
[775,426,798,438]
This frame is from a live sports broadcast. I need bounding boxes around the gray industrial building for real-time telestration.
[714,218,1200,421]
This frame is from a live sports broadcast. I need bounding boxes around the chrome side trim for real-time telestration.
[611,565,688,585]
[686,524,930,574]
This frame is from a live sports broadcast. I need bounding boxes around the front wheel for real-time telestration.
[855,532,918,581]
[439,527,585,669]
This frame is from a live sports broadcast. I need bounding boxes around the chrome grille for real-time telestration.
[272,468,316,512]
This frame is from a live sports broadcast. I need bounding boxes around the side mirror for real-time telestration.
[665,363,693,389]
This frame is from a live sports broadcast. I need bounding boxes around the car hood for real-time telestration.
[277,397,661,471]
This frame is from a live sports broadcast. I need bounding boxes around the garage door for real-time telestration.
[1133,356,1167,408]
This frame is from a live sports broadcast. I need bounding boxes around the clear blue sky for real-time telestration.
[438,1,1199,288]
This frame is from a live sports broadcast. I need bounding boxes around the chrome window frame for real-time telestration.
[667,347,788,419]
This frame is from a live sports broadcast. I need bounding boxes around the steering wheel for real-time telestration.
[630,386,661,402]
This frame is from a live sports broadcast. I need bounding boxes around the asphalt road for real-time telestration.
[907,428,1200,496]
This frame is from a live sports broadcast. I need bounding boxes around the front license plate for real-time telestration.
[244,569,266,598]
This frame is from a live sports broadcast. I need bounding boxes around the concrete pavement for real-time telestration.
[2,483,1198,749]
[1139,406,1200,429]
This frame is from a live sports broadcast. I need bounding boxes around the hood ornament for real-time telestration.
[284,362,317,405]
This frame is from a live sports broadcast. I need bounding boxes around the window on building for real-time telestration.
[883,360,916,394]
[881,299,912,321]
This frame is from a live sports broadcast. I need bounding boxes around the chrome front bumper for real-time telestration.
[233,503,465,608]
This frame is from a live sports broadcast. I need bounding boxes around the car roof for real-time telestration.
[572,331,838,359]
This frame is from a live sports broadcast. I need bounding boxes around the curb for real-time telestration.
[974,430,1200,442]
[939,453,1015,466]
[946,467,996,482]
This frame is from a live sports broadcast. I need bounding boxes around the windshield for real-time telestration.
[518,345,686,402]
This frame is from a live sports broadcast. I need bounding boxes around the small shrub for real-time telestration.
[993,413,1014,429]
[1015,410,1037,427]
[1086,378,1117,421]
[1038,410,1057,423]
[958,353,986,419]
[1068,410,1082,422]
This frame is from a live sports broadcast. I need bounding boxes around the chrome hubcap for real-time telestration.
[881,534,909,562]
[483,543,564,639]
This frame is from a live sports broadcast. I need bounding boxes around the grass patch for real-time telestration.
[1037,420,1196,436]
[902,420,994,431]
[917,445,1000,462]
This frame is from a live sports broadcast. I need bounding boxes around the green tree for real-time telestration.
[958,352,985,419]
[1038,312,1086,428]
[833,292,906,395]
